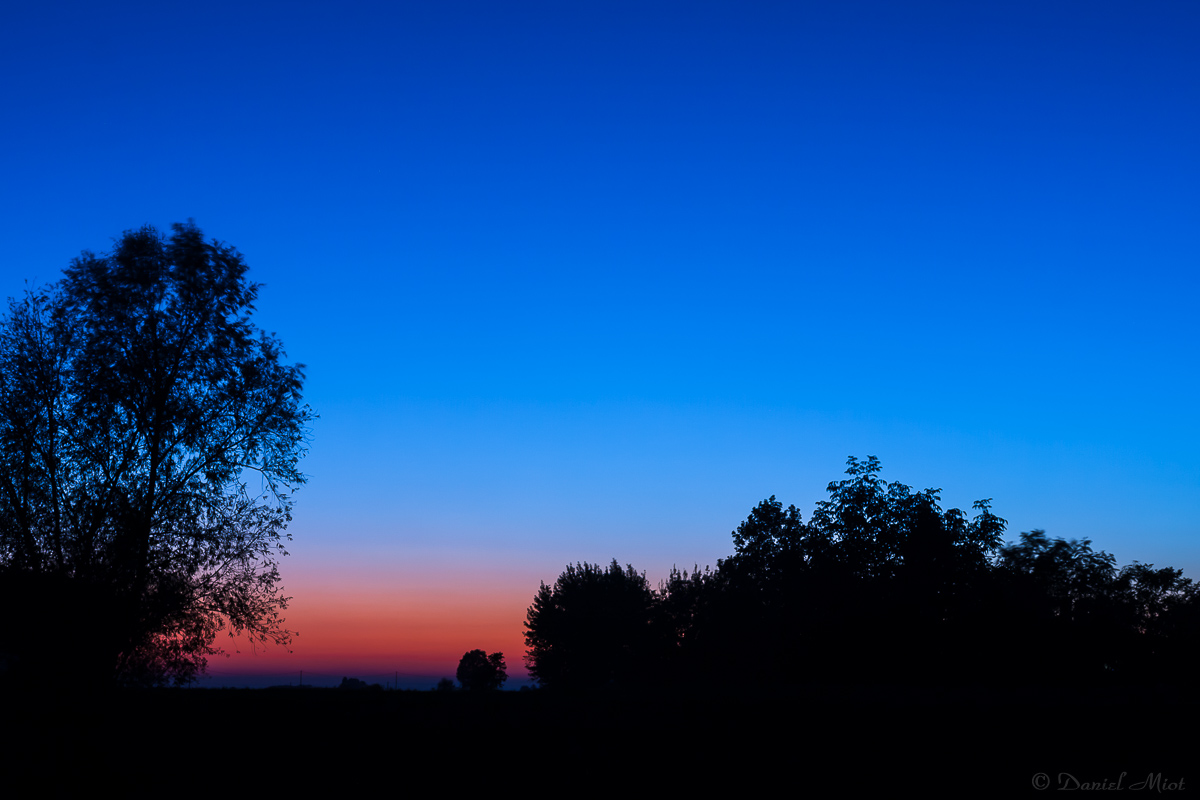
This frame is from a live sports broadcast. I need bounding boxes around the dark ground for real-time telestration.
[6,682,1195,794]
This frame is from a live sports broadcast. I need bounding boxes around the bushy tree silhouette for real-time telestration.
[688,457,1010,683]
[0,222,313,687]
[990,530,1200,680]
[524,560,659,689]
[456,649,507,691]
[1110,562,1200,679]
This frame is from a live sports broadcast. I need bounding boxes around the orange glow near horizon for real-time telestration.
[206,558,539,683]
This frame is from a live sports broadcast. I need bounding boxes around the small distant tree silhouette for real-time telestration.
[456,649,507,691]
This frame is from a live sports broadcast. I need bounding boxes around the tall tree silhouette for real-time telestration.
[0,222,313,686]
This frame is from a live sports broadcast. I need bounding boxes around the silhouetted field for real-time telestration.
[8,682,1195,792]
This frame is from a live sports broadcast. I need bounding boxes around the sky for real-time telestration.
[2,1,1197,687]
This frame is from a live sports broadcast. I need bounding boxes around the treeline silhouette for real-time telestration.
[524,456,1200,690]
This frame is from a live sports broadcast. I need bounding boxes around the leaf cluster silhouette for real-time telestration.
[525,456,1200,689]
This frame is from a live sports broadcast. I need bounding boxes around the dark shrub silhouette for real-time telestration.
[456,649,507,691]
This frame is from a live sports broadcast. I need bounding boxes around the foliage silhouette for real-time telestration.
[524,560,660,689]
[0,221,313,687]
[990,530,1200,680]
[671,457,1012,684]
[456,649,507,691]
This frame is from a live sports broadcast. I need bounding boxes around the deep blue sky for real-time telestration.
[3,1,1198,678]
